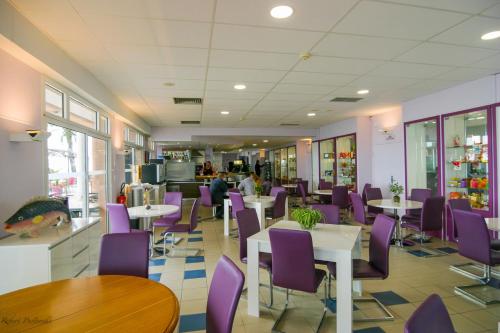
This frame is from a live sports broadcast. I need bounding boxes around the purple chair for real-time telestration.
[327,214,396,321]
[365,187,397,219]
[236,209,273,307]
[401,196,445,246]
[297,182,308,206]
[361,183,371,206]
[401,188,431,222]
[331,186,350,221]
[448,198,472,240]
[452,209,500,305]
[310,204,340,224]
[266,191,287,224]
[319,179,332,190]
[107,203,140,233]
[162,198,201,257]
[270,186,286,197]
[206,255,245,333]
[404,294,455,333]
[227,188,240,193]
[350,192,372,225]
[228,192,245,219]
[269,228,328,332]
[298,180,309,196]
[152,192,182,242]
[199,186,216,220]
[98,232,149,278]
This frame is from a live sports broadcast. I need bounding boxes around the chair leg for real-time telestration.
[450,262,500,281]
[315,278,328,333]
[272,289,289,333]
[268,270,274,308]
[454,265,500,306]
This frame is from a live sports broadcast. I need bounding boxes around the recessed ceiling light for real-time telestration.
[270,5,293,19]
[252,143,257,146]
[238,148,243,152]
[307,112,316,117]
[220,111,230,115]
[357,89,370,95]
[481,31,500,40]
[234,84,246,90]
[263,139,269,143]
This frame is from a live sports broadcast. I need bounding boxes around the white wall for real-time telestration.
[318,118,357,140]
[356,117,372,193]
[296,140,312,192]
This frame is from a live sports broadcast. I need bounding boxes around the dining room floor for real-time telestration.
[149,200,500,333]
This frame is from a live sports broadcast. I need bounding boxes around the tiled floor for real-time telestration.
[148,200,500,333]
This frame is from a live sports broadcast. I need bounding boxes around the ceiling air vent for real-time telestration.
[180,120,200,125]
[280,123,300,126]
[330,97,363,102]
[173,97,203,105]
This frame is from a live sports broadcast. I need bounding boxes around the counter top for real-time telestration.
[0,217,100,248]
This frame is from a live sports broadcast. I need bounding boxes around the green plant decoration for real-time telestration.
[255,184,263,198]
[389,181,404,203]
[291,208,324,230]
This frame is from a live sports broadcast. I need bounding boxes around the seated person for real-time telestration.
[261,178,272,196]
[238,172,256,196]
[209,172,228,219]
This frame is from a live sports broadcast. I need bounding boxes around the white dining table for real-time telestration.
[127,204,180,230]
[313,189,332,195]
[223,195,289,236]
[247,220,362,333]
[485,217,500,234]
[367,199,422,247]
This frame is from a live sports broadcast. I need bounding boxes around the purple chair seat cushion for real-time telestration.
[491,240,500,251]
[241,253,272,270]
[153,216,179,227]
[163,223,191,233]
[327,259,385,279]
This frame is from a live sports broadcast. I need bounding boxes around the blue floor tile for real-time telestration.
[149,273,161,282]
[188,237,203,242]
[407,249,431,257]
[324,298,358,313]
[186,256,205,264]
[179,313,206,332]
[436,247,458,254]
[354,327,385,333]
[487,277,500,289]
[149,258,166,266]
[189,230,203,234]
[184,269,206,279]
[371,291,409,306]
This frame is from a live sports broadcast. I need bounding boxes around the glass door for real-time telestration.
[319,139,334,183]
[87,136,107,231]
[274,149,281,185]
[405,118,440,196]
[443,107,495,215]
[280,148,288,184]
[287,146,297,181]
[336,134,356,190]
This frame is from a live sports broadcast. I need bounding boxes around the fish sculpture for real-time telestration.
[3,197,71,238]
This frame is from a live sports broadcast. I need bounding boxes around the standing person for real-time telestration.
[254,159,261,177]
[210,172,228,219]
[203,161,214,176]
[238,172,256,196]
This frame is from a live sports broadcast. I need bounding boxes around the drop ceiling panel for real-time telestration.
[209,50,299,70]
[58,40,113,63]
[212,24,323,53]
[203,98,257,108]
[433,67,496,81]
[207,68,287,83]
[265,92,324,102]
[204,90,264,100]
[205,80,275,92]
[106,45,209,66]
[215,0,358,32]
[368,62,454,79]
[135,78,205,90]
[468,52,500,69]
[431,16,500,49]
[294,56,383,75]
[396,42,498,66]
[333,1,468,40]
[125,65,206,80]
[482,3,500,18]
[141,89,204,99]
[313,33,419,60]
[382,0,499,14]
[282,71,357,86]
[271,83,336,95]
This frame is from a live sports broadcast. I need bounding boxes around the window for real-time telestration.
[45,85,64,117]
[128,128,137,144]
[99,115,109,134]
[69,98,97,129]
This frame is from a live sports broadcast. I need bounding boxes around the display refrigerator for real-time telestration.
[336,134,357,191]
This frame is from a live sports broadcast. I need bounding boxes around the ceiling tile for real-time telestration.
[215,0,358,32]
[271,83,336,95]
[294,56,383,75]
[125,64,206,80]
[333,1,468,40]
[205,80,275,92]
[467,52,500,69]
[347,75,418,92]
[396,42,498,66]
[207,68,287,82]
[282,71,357,86]
[70,0,216,21]
[265,92,323,102]
[482,3,500,18]
[140,89,203,99]
[212,24,324,53]
[367,62,453,79]
[209,50,298,70]
[203,98,257,108]
[135,78,205,90]
[82,16,211,48]
[106,45,209,65]
[384,0,498,14]
[313,33,419,60]
[204,90,264,100]
[432,67,496,81]
[58,40,113,63]
[431,16,500,50]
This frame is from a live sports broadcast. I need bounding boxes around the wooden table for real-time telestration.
[0,275,179,333]
[247,220,362,333]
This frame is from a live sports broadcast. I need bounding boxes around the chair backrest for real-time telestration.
[404,294,455,333]
[206,255,245,333]
[199,186,212,207]
[362,183,371,205]
[227,188,240,193]
[421,196,445,232]
[349,192,367,224]
[319,179,332,190]
[299,180,309,196]
[229,192,245,219]
[271,191,287,219]
[163,192,182,219]
[297,182,307,205]
[331,186,349,209]
[310,204,340,224]
[98,232,149,278]
[270,186,286,197]
[107,203,131,233]
[368,214,396,279]
[448,199,472,239]
[189,198,201,232]
[453,209,492,265]
[366,187,384,214]
[236,209,261,261]
[408,188,432,216]
[269,228,317,293]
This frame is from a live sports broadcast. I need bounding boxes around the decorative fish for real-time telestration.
[3,197,71,238]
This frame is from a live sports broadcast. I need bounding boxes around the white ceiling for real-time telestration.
[10,0,500,129]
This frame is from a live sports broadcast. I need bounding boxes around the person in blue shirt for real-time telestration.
[210,172,228,219]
